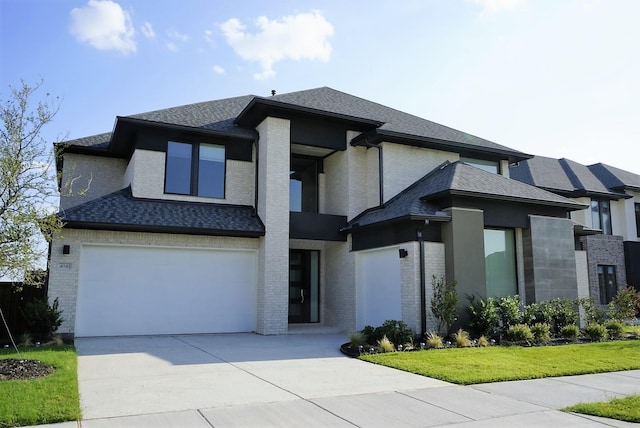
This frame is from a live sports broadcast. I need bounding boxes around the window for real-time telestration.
[635,203,640,238]
[591,199,612,235]
[484,229,517,298]
[461,157,499,174]
[597,265,617,304]
[165,141,225,198]
[289,156,318,212]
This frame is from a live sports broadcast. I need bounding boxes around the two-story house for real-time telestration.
[49,87,587,338]
[510,157,640,306]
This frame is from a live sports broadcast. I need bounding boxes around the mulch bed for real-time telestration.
[0,358,55,380]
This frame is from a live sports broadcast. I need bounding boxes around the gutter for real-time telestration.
[417,229,427,336]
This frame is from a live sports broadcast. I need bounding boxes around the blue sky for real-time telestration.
[1,0,639,174]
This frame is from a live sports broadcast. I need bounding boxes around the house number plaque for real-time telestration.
[59,263,72,269]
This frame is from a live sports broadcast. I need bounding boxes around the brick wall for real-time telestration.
[580,234,627,304]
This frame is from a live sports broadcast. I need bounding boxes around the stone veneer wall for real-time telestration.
[580,234,627,304]
[48,229,259,336]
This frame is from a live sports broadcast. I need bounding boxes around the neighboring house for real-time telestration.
[510,156,640,305]
[49,87,588,338]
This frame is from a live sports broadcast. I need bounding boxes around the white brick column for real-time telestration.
[256,117,290,334]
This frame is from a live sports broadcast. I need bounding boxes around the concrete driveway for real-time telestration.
[73,333,640,427]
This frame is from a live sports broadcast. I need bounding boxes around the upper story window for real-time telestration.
[165,141,225,198]
[289,156,318,213]
[635,203,640,238]
[591,199,612,235]
[461,157,500,174]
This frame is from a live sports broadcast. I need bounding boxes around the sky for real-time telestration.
[1,0,639,177]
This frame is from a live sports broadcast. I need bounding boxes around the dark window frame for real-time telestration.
[597,264,617,304]
[164,141,226,199]
[591,199,612,235]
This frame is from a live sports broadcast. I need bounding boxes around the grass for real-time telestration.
[360,340,640,385]
[0,346,81,427]
[563,395,640,423]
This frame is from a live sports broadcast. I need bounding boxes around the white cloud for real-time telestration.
[165,29,188,51]
[212,65,225,75]
[140,21,155,38]
[471,0,526,15]
[204,29,216,47]
[219,10,333,80]
[167,30,189,42]
[69,0,136,54]
[166,41,178,52]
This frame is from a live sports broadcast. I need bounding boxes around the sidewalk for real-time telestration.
[24,333,640,427]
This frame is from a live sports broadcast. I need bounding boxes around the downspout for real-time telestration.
[377,143,384,206]
[253,136,260,216]
[417,229,427,336]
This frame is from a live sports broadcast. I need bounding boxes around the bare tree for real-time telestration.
[0,80,63,284]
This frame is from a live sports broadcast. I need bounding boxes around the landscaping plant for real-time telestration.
[578,297,606,324]
[425,331,444,349]
[505,324,534,344]
[430,275,459,334]
[560,324,581,341]
[604,320,625,340]
[378,335,395,352]
[583,323,608,342]
[530,322,551,343]
[452,328,471,347]
[467,295,499,337]
[20,298,63,341]
[496,295,522,330]
[608,287,640,322]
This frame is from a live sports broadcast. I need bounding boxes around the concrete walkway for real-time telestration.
[30,333,640,427]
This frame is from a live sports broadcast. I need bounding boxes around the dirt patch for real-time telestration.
[0,358,55,380]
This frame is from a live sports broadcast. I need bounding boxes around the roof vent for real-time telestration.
[271,89,276,96]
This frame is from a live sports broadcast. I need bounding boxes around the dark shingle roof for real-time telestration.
[588,163,640,192]
[61,187,264,237]
[58,132,112,150]
[350,161,584,228]
[63,87,528,159]
[509,156,626,198]
[127,94,257,138]
[269,87,526,156]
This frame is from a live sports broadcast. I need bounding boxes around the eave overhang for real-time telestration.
[350,129,532,164]
[422,189,589,211]
[234,97,383,131]
[62,220,265,238]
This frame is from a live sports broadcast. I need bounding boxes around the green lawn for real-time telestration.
[360,340,640,385]
[0,346,81,427]
[563,395,640,423]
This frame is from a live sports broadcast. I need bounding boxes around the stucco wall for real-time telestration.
[48,229,260,336]
[124,149,254,206]
[59,153,127,210]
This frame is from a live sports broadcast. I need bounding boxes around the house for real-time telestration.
[510,157,640,304]
[49,87,590,338]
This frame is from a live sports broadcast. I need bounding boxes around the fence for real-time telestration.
[0,281,47,341]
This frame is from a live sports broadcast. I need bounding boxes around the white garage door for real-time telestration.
[75,245,257,337]
[356,246,402,329]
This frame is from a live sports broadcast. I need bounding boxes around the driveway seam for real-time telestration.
[197,409,215,427]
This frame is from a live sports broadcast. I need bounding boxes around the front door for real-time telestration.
[289,250,319,323]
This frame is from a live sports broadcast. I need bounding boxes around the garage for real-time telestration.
[75,244,257,337]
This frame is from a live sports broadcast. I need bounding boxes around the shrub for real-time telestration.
[477,335,490,347]
[523,302,553,326]
[497,295,522,330]
[425,331,444,349]
[467,295,499,337]
[452,328,471,347]
[577,297,606,324]
[547,298,579,334]
[20,298,64,341]
[604,320,625,340]
[430,276,459,334]
[349,331,367,347]
[378,335,395,352]
[583,323,608,342]
[505,324,534,344]
[560,324,580,341]
[608,287,640,322]
[530,323,551,343]
[361,325,376,343]
[374,320,414,346]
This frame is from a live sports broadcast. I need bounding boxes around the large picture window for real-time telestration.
[597,265,617,304]
[591,199,612,235]
[484,229,517,298]
[165,141,225,198]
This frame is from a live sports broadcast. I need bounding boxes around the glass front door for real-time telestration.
[289,250,319,323]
